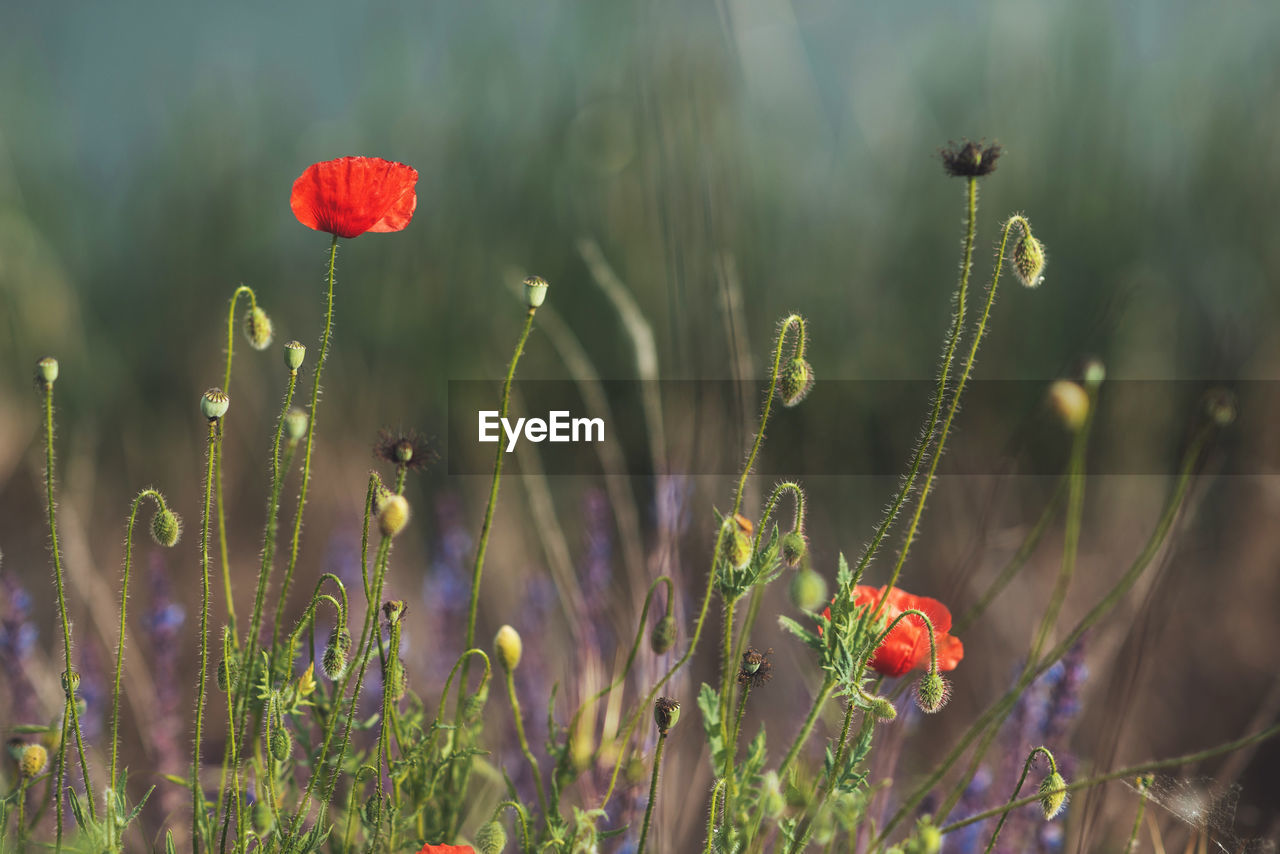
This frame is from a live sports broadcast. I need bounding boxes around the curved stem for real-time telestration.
[504,667,548,820]
[981,746,1056,853]
[194,418,220,854]
[636,733,668,854]
[732,482,805,684]
[218,285,257,638]
[730,315,804,519]
[494,801,531,853]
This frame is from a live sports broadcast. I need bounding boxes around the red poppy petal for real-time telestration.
[936,634,965,671]
[367,182,418,233]
[290,156,418,238]
[416,844,476,854]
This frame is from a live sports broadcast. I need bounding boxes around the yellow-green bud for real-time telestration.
[475,819,508,854]
[253,799,275,836]
[322,627,352,680]
[61,670,80,698]
[778,358,815,407]
[1082,358,1106,389]
[201,388,230,421]
[781,531,807,567]
[1047,380,1089,432]
[654,696,680,734]
[244,305,274,351]
[1039,771,1067,819]
[270,724,292,763]
[523,275,549,309]
[494,624,523,672]
[650,615,677,655]
[723,514,753,570]
[376,493,411,538]
[284,340,306,371]
[1012,231,1046,288]
[914,671,949,714]
[789,568,828,612]
[903,818,942,854]
[284,407,308,441]
[151,506,182,547]
[36,356,59,386]
[1204,388,1237,427]
[870,696,898,722]
[19,743,48,778]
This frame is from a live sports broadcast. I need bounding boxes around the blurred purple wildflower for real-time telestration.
[145,551,187,818]
[1,572,39,724]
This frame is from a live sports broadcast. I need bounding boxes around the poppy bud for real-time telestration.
[253,800,275,836]
[61,670,80,698]
[781,531,807,567]
[778,358,815,408]
[362,793,382,825]
[870,696,898,722]
[322,627,352,681]
[913,671,949,714]
[654,696,680,735]
[217,654,240,693]
[284,340,306,371]
[476,819,508,854]
[285,407,309,441]
[1081,358,1106,390]
[1204,388,1237,427]
[151,506,183,548]
[523,275,549,309]
[19,743,48,778]
[376,494,411,538]
[36,356,59,387]
[383,658,406,702]
[789,568,828,612]
[1039,771,1067,819]
[1047,380,1089,432]
[462,687,488,722]
[244,306,274,351]
[905,819,942,854]
[201,388,230,421]
[382,599,406,625]
[494,624,523,672]
[1012,231,1046,288]
[723,514,753,570]
[270,723,292,763]
[650,615,677,655]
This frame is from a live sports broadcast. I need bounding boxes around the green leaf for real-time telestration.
[697,682,727,771]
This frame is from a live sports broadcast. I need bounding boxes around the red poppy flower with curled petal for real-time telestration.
[821,585,964,678]
[415,844,474,854]
[290,156,418,238]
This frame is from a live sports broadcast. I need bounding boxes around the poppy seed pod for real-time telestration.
[285,407,309,441]
[1039,771,1068,820]
[1047,380,1089,432]
[244,306,274,351]
[475,819,508,854]
[914,671,950,714]
[36,357,59,387]
[1012,231,1046,288]
[151,506,182,548]
[654,696,681,734]
[201,388,230,421]
[284,340,306,371]
[376,493,411,538]
[524,275,549,309]
[778,358,815,408]
[940,139,1002,178]
[19,743,48,778]
[494,624,523,672]
[650,615,677,655]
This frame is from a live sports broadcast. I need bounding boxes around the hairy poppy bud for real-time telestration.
[61,670,80,698]
[283,340,306,371]
[914,671,949,714]
[253,800,275,836]
[270,723,292,763]
[654,696,680,734]
[362,793,382,825]
[284,407,308,441]
[789,568,827,612]
[376,493,410,538]
[19,743,48,778]
[217,654,240,693]
[1039,771,1067,819]
[1047,380,1089,432]
[494,624,523,672]
[1012,231,1046,288]
[244,306,274,351]
[870,696,898,722]
[151,506,182,547]
[476,819,508,854]
[322,627,352,680]
[523,275,549,309]
[463,686,488,722]
[650,615,677,655]
[778,358,815,408]
[1204,388,1237,427]
[201,388,230,421]
[36,356,59,387]
[781,531,807,567]
[723,514,753,570]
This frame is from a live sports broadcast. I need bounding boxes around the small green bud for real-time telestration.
[475,819,508,854]
[36,356,59,386]
[654,696,680,734]
[869,696,898,722]
[781,531,807,567]
[283,340,306,371]
[61,670,80,698]
[1081,358,1106,389]
[19,743,48,778]
[722,514,754,570]
[362,793,382,825]
[789,568,828,612]
[494,624,523,672]
[322,627,352,680]
[914,671,949,714]
[151,506,182,547]
[1012,230,1046,288]
[270,724,292,763]
[244,305,274,351]
[462,686,488,722]
[1039,771,1067,820]
[650,615,677,655]
[523,275,549,309]
[200,388,230,421]
[376,493,411,538]
[1047,380,1089,432]
[284,407,308,441]
[1204,388,1237,427]
[903,817,942,854]
[778,358,815,408]
[217,654,240,693]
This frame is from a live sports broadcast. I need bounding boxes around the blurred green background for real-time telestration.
[2,0,1279,849]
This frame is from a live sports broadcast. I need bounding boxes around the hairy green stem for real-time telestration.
[194,418,221,854]
[219,284,258,637]
[504,667,548,820]
[981,747,1056,853]
[636,733,668,854]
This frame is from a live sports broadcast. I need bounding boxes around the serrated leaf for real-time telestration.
[778,615,821,650]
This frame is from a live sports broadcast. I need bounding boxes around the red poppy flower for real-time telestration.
[821,585,964,678]
[290,156,418,238]
[415,844,474,854]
